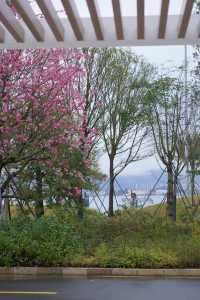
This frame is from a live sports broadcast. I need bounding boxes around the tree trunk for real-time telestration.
[190,160,196,207]
[0,187,2,217]
[4,186,11,220]
[77,189,84,219]
[4,198,11,220]
[172,174,177,222]
[166,164,176,222]
[35,167,44,218]
[108,156,114,217]
[0,168,3,217]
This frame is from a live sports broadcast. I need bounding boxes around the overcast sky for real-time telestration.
[32,0,187,17]
[99,45,195,177]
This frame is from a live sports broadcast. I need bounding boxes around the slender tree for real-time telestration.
[98,49,153,216]
[183,85,200,207]
[144,77,185,222]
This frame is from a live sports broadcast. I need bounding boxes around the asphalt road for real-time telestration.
[0,277,199,300]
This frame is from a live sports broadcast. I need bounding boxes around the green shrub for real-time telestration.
[0,208,199,268]
[0,213,83,266]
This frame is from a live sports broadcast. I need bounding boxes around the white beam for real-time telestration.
[0,15,199,49]
[178,0,194,38]
[137,0,145,39]
[0,1,24,42]
[36,0,64,41]
[86,0,104,40]
[11,0,44,41]
[158,0,169,39]
[0,25,5,43]
[112,0,124,40]
[61,0,83,40]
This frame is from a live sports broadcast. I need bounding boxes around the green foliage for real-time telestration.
[0,212,83,266]
[0,208,200,268]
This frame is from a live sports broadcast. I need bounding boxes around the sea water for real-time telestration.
[89,189,168,212]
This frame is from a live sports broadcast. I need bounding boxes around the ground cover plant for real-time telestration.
[0,203,200,268]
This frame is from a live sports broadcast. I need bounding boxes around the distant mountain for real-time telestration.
[97,170,167,193]
[116,171,200,192]
[116,170,167,191]
[97,169,200,194]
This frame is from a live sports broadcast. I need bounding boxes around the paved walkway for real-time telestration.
[0,277,199,299]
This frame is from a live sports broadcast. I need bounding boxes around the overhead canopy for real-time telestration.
[0,0,198,48]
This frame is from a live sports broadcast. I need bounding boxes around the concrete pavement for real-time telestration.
[0,277,199,299]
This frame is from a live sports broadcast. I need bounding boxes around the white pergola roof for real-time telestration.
[0,0,199,48]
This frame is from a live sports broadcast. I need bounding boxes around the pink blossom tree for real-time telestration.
[0,48,95,217]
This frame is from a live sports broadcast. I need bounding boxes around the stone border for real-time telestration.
[0,268,200,278]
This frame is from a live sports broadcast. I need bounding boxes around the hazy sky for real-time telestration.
[99,45,195,177]
[32,0,187,18]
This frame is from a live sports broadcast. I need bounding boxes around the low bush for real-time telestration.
[0,208,200,268]
[0,212,83,266]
